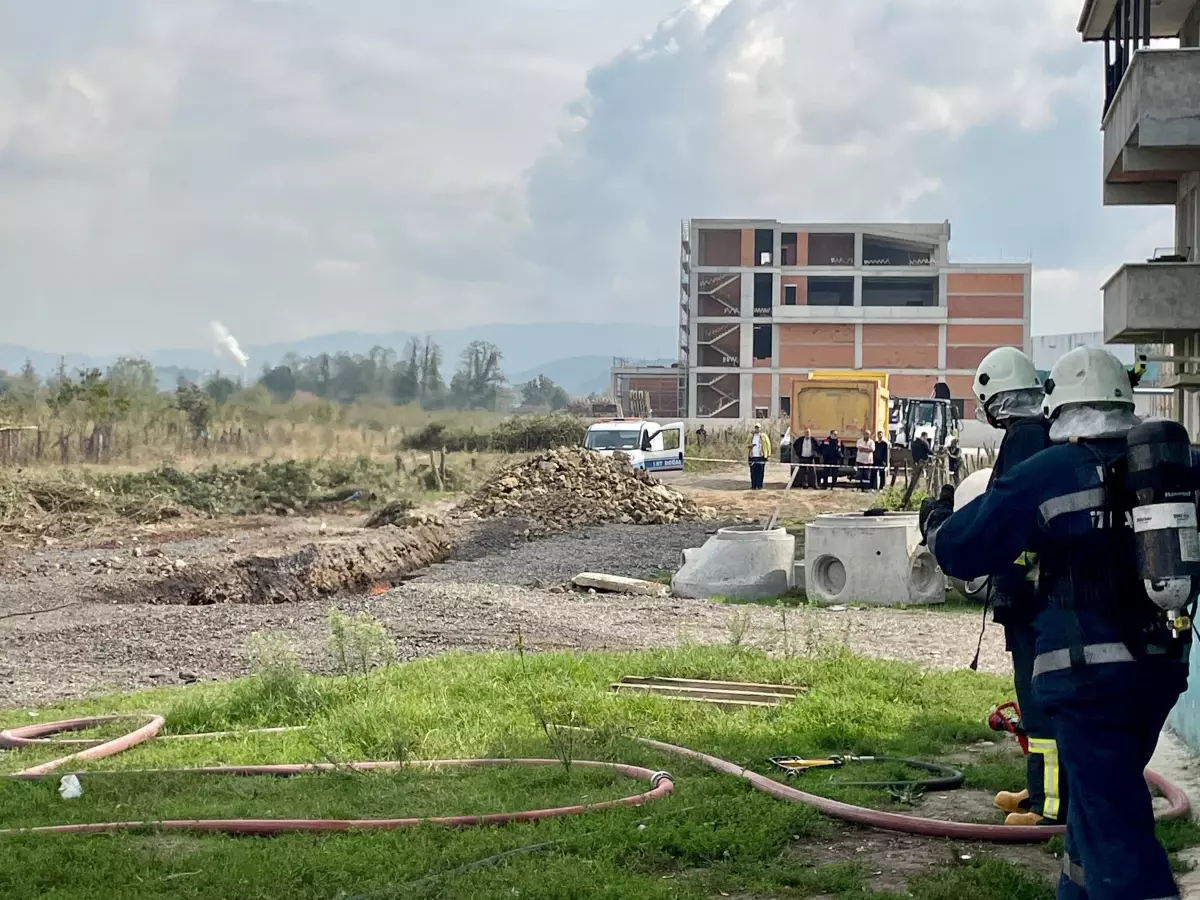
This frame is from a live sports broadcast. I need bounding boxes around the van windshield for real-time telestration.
[584,429,641,451]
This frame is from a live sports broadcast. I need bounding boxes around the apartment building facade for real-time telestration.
[670,219,1031,421]
[1078,0,1200,435]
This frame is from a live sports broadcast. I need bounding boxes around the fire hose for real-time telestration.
[0,715,674,836]
[1,716,1190,843]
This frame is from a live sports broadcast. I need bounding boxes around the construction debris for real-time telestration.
[609,676,807,708]
[458,447,709,533]
[571,572,669,597]
[100,524,451,605]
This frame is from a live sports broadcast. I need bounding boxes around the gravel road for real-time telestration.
[0,514,1008,710]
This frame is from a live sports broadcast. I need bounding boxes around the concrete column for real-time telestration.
[740,271,754,317]
[853,273,863,306]
[740,322,753,368]
[770,372,780,416]
[938,324,947,369]
[688,371,698,418]
[854,324,864,368]
[739,372,754,420]
[854,231,864,267]
[773,228,783,269]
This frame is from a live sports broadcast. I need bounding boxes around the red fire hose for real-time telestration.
[0,716,674,836]
[2,717,1191,843]
[632,734,1191,843]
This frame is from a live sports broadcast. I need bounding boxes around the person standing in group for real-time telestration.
[855,430,875,491]
[819,430,841,490]
[872,430,889,490]
[901,430,932,507]
[795,427,817,488]
[922,346,1190,900]
[947,437,963,486]
[746,423,770,491]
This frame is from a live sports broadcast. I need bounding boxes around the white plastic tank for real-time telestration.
[672,525,796,601]
[804,512,945,606]
[946,467,993,599]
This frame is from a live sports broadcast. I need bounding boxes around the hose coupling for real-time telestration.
[649,771,674,789]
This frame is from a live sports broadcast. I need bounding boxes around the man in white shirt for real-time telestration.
[795,428,817,488]
[855,431,876,491]
[746,423,770,490]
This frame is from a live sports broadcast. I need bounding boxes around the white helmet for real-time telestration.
[973,347,1039,410]
[1043,346,1133,420]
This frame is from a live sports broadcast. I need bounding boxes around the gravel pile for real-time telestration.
[458,448,710,533]
[421,521,726,586]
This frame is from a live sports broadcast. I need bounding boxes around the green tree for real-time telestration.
[204,372,240,406]
[520,375,571,411]
[449,341,504,410]
[175,383,214,437]
[260,365,297,402]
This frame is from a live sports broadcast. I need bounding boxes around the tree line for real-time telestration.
[0,338,574,434]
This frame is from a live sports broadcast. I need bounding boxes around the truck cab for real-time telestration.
[581,419,685,473]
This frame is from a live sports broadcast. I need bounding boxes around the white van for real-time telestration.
[581,419,686,473]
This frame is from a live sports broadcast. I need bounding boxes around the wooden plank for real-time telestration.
[615,676,806,696]
[608,689,779,709]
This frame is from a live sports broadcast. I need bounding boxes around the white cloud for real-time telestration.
[0,0,1166,356]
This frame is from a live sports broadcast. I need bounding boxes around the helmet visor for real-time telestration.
[976,387,1045,424]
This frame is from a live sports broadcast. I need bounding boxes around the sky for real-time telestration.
[0,0,1177,355]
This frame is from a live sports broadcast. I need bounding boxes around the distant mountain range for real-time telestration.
[0,323,680,398]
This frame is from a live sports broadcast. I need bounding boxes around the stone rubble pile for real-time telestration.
[459,447,710,533]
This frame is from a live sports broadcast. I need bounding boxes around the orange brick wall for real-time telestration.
[861,324,939,369]
[888,374,937,398]
[781,274,807,305]
[778,324,854,368]
[946,324,1024,345]
[946,272,1026,320]
[629,376,680,418]
[947,295,1025,318]
[794,233,809,266]
[946,273,1025,293]
[740,229,755,267]
[752,373,772,411]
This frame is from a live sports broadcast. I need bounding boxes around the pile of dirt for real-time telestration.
[102,523,451,605]
[458,447,708,533]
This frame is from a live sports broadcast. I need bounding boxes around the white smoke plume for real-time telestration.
[210,321,249,368]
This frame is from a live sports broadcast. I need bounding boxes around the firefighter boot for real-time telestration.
[1005,811,1055,826]
[993,789,1029,814]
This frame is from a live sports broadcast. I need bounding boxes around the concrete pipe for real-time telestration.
[672,525,796,601]
[804,512,945,607]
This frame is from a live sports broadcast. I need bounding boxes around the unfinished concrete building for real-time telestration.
[671,219,1032,420]
[1078,0,1200,434]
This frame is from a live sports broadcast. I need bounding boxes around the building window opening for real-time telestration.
[807,276,854,307]
[807,233,855,266]
[784,284,798,306]
[754,407,769,419]
[754,273,773,316]
[779,396,791,415]
[753,324,773,360]
[862,234,935,267]
[861,276,938,307]
[697,229,742,267]
[754,229,774,266]
[781,232,799,266]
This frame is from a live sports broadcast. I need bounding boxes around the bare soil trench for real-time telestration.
[0,468,1006,708]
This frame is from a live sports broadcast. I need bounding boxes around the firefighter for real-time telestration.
[922,346,1190,900]
[970,346,1060,827]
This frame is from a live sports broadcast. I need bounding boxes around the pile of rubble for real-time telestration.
[458,447,709,533]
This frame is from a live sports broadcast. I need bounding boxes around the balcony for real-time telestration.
[1103,259,1200,342]
[1102,49,1200,205]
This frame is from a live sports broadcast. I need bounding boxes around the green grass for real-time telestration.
[0,646,1094,899]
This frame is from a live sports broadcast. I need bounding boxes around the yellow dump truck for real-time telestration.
[780,372,890,474]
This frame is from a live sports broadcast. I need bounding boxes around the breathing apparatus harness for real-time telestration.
[1039,419,1200,672]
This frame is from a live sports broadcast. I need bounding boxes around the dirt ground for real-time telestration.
[0,461,1005,709]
